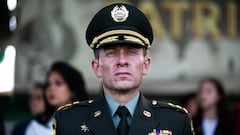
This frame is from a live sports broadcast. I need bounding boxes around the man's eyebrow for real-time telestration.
[103,47,117,51]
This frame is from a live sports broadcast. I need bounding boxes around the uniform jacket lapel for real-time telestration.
[85,95,117,135]
[129,95,160,135]
[85,94,159,135]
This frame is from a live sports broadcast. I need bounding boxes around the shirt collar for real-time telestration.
[104,92,140,117]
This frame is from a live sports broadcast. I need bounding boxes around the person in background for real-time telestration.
[180,93,198,119]
[45,61,89,109]
[12,83,54,135]
[194,77,234,135]
[0,101,5,135]
[234,101,240,135]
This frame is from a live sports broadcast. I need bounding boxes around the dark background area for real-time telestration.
[1,91,239,121]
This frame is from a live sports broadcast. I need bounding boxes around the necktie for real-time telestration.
[116,106,130,135]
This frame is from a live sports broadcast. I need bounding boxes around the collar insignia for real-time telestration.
[111,5,129,22]
[93,110,102,118]
[143,110,152,118]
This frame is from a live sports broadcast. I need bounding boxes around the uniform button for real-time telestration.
[152,100,157,105]
[88,100,94,104]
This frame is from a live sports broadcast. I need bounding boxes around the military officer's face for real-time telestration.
[92,45,150,93]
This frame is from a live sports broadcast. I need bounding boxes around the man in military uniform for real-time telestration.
[53,3,194,135]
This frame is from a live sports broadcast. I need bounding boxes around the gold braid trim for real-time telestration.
[90,30,150,48]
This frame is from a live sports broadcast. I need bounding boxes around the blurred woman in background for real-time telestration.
[194,77,234,135]
[12,83,54,135]
[25,83,54,135]
[45,61,88,109]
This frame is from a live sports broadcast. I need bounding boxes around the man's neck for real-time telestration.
[103,87,139,105]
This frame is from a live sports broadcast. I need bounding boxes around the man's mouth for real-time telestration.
[115,72,131,76]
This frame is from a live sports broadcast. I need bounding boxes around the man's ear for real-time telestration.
[91,59,102,78]
[143,56,151,75]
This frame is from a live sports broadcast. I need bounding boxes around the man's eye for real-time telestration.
[128,49,138,55]
[106,51,117,56]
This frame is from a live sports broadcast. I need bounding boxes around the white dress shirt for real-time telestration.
[202,118,218,135]
[25,118,53,135]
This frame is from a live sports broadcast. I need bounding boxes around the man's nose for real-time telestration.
[117,50,128,67]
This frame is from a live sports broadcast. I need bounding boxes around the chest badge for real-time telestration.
[80,123,89,132]
[111,5,129,22]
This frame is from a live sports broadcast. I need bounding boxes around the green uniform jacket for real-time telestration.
[53,94,194,135]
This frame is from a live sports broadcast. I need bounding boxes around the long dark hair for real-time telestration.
[46,61,89,102]
[194,77,230,134]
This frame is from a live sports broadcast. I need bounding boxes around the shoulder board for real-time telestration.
[151,100,188,114]
[167,102,189,114]
[57,99,95,112]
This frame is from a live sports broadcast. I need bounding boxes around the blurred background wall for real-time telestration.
[9,0,240,94]
[0,0,239,134]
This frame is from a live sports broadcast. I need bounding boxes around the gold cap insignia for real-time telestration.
[111,5,129,22]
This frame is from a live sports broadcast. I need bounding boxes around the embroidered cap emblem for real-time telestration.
[111,5,129,22]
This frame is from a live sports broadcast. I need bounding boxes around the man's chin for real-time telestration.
[112,88,133,95]
[112,82,137,91]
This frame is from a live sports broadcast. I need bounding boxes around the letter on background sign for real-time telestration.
[139,1,166,39]
[192,1,221,39]
[161,1,189,40]
[227,1,237,38]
